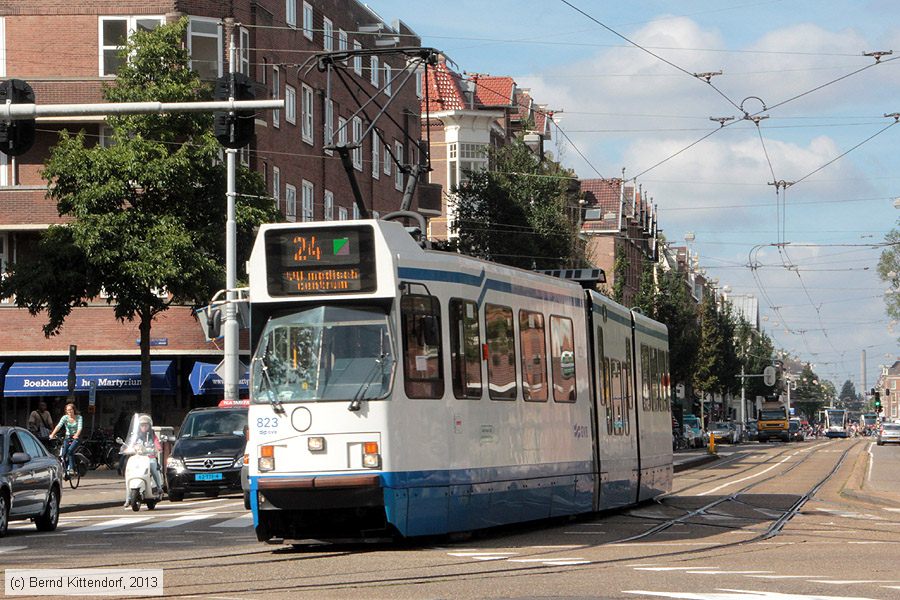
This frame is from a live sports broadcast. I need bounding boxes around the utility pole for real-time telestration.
[223,33,240,402]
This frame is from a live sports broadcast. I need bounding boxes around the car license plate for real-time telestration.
[195,473,223,481]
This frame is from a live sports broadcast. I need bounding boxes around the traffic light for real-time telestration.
[214,73,255,149]
[0,79,35,156]
[874,390,882,412]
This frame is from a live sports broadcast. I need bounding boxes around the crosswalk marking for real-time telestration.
[138,514,215,529]
[70,517,152,532]
[212,514,253,528]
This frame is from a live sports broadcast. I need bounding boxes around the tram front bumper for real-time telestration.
[256,474,383,510]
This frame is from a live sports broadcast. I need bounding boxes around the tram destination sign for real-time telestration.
[265,225,377,295]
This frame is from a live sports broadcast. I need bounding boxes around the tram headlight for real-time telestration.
[308,436,326,452]
[362,441,380,468]
[259,445,275,471]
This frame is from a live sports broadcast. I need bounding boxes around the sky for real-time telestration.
[365,0,900,391]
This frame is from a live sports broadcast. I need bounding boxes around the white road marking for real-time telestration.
[634,566,719,571]
[867,441,875,482]
[624,589,882,599]
[0,546,28,554]
[448,552,517,557]
[687,571,774,575]
[745,575,828,579]
[69,517,152,532]
[508,558,586,564]
[138,514,215,529]
[211,514,253,528]
[883,508,900,512]
[808,579,900,584]
[698,454,794,496]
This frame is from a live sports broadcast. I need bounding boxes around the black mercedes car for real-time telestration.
[165,403,248,502]
[1,426,63,537]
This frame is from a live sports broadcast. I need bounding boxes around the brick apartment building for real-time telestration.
[421,54,553,240]
[579,178,657,308]
[0,0,438,428]
[878,360,900,421]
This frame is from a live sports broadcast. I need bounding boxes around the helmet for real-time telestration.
[138,415,152,426]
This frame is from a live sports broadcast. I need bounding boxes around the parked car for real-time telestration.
[165,401,249,502]
[877,422,900,446]
[743,421,759,442]
[682,415,706,448]
[0,426,63,537]
[709,421,739,444]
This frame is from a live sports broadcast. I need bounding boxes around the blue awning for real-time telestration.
[3,361,175,397]
[189,362,249,395]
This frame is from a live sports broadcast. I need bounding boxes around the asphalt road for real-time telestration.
[3,438,899,600]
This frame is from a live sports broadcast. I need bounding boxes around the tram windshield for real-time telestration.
[250,305,394,404]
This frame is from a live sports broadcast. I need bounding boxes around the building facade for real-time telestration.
[0,0,437,428]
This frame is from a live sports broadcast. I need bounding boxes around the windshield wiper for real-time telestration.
[253,355,285,415]
[348,353,393,412]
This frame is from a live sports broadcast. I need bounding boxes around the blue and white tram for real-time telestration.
[245,220,673,542]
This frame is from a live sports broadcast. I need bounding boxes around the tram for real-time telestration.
[823,408,849,438]
[244,220,673,542]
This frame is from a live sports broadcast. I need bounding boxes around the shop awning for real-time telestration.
[3,361,175,397]
[189,362,249,395]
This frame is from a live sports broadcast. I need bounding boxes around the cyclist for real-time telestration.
[49,402,83,476]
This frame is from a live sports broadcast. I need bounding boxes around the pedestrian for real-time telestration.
[48,402,83,475]
[27,400,54,440]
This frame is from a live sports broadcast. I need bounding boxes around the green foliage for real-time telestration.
[735,317,776,400]
[449,140,585,270]
[792,363,826,421]
[839,379,858,403]
[653,270,698,393]
[633,258,656,316]
[878,227,900,327]
[1,19,278,411]
[612,245,628,303]
[693,294,730,397]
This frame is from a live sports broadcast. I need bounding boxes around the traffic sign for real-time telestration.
[763,365,776,386]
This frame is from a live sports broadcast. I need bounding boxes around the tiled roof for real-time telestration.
[422,57,467,113]
[471,74,516,107]
[580,178,623,231]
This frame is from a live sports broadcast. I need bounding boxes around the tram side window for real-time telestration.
[449,298,482,399]
[485,303,517,400]
[519,310,548,401]
[624,339,632,435]
[662,350,671,412]
[550,315,576,403]
[596,327,606,406]
[604,357,613,434]
[640,344,651,411]
[401,294,444,399]
[650,347,660,412]
[610,358,623,435]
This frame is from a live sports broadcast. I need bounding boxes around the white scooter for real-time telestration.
[118,437,164,512]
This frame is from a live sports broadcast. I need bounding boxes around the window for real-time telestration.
[337,116,348,147]
[260,57,268,85]
[371,132,380,179]
[394,142,404,190]
[450,299,482,399]
[640,344,651,411]
[286,0,297,28]
[272,67,281,127]
[550,316,576,402]
[100,16,164,77]
[238,27,250,75]
[301,84,313,143]
[370,56,379,87]
[352,203,360,220]
[339,29,348,54]
[416,68,423,98]
[448,142,458,190]
[324,190,334,220]
[384,64,392,96]
[301,180,314,222]
[610,359,623,434]
[485,304,516,400]
[272,167,281,212]
[0,152,6,187]
[285,84,296,125]
[323,98,333,154]
[186,17,220,80]
[459,142,488,184]
[338,206,348,220]
[0,232,8,277]
[351,117,363,170]
[623,339,632,434]
[353,41,362,75]
[519,310,548,402]
[383,140,392,176]
[323,17,333,51]
[401,294,444,399]
[650,346,660,412]
[302,2,314,40]
[285,184,297,222]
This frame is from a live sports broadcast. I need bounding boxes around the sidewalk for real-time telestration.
[59,468,126,513]
[673,446,735,472]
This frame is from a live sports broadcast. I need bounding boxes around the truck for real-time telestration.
[757,397,789,443]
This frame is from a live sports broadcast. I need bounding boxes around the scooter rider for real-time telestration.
[123,415,163,507]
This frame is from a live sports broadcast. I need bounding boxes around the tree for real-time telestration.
[735,318,776,401]
[693,294,730,417]
[612,245,628,304]
[0,20,278,413]
[839,379,858,404]
[654,269,699,402]
[878,227,900,328]
[792,363,826,421]
[450,139,586,270]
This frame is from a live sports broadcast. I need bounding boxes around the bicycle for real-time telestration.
[46,437,89,489]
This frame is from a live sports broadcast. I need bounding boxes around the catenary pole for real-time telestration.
[223,36,240,402]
